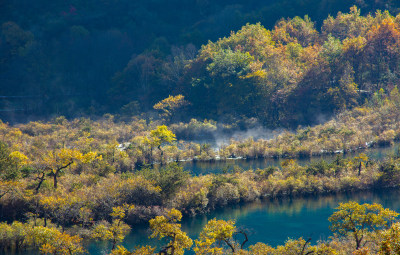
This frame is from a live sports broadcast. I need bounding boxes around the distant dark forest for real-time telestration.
[0,0,399,126]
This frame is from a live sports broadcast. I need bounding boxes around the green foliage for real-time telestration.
[321,35,343,63]
[2,1,400,128]
[255,166,276,179]
[140,163,190,199]
[306,160,330,176]
[378,158,400,187]
[0,142,29,181]
[206,48,253,78]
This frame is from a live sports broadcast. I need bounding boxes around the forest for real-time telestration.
[3,1,400,254]
[0,0,399,126]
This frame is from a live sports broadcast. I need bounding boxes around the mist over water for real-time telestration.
[182,143,399,175]
[213,126,285,149]
[185,123,287,151]
[4,2,400,255]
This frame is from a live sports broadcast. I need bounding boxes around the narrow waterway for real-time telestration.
[9,145,400,255]
[181,144,399,175]
[84,145,400,254]
[87,189,400,254]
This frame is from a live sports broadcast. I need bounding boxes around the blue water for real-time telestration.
[87,189,400,254]
[180,145,399,175]
[10,145,400,254]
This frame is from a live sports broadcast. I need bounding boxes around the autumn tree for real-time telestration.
[34,148,100,190]
[0,221,86,255]
[193,218,240,254]
[153,95,189,122]
[38,191,89,230]
[363,18,400,90]
[322,6,373,40]
[0,180,21,200]
[329,202,399,250]
[273,15,318,46]
[354,153,369,175]
[149,208,193,255]
[0,221,28,251]
[150,125,176,163]
[0,142,29,181]
[389,86,400,107]
[130,135,154,166]
[109,245,155,255]
[92,204,134,250]
[379,222,400,255]
[246,242,275,255]
[39,230,85,255]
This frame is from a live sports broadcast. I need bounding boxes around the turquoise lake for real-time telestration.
[87,189,400,254]
[84,145,400,254]
[8,145,400,254]
[180,144,399,175]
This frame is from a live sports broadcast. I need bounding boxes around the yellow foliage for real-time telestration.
[131,246,156,255]
[153,95,188,117]
[149,209,193,255]
[39,231,85,255]
[150,125,176,147]
[379,222,400,255]
[81,151,101,164]
[109,245,132,255]
[9,151,29,166]
[193,218,236,255]
[248,242,275,255]
[110,204,135,220]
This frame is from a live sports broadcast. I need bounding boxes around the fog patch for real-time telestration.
[211,125,285,150]
[315,113,330,125]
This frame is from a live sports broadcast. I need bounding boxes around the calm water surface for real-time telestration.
[87,189,400,254]
[85,145,400,254]
[11,145,400,255]
[181,145,399,175]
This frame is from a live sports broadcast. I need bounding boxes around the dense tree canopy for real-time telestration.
[0,1,400,127]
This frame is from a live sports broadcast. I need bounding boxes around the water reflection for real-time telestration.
[181,145,399,175]
[86,189,400,255]
[11,189,400,255]
[10,145,400,255]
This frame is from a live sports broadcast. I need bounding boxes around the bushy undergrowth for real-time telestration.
[0,89,399,171]
[1,132,400,254]
[0,88,399,254]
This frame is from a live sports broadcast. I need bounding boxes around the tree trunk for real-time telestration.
[52,162,73,189]
[150,147,153,164]
[355,234,362,250]
[159,145,164,164]
[35,171,46,193]
[224,239,235,253]
[112,239,116,250]
[53,172,58,189]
